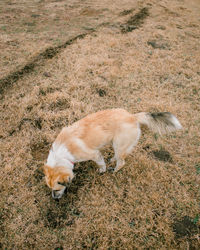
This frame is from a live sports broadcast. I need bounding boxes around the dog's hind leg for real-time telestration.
[114,157,125,173]
[113,124,141,172]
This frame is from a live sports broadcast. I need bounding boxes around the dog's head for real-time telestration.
[43,165,74,199]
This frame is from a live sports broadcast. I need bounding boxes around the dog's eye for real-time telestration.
[58,181,64,185]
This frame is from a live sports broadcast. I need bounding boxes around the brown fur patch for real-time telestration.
[43,165,73,190]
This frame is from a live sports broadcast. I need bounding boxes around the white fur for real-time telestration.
[171,115,182,130]
[96,155,106,173]
[46,142,75,169]
[52,188,66,199]
[127,125,141,154]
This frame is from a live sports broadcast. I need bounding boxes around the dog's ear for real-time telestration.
[62,172,74,184]
[43,165,51,176]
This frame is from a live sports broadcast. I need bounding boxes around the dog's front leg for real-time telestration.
[93,151,107,173]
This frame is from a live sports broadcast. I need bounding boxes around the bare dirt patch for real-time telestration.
[152,149,173,162]
[120,7,149,33]
[173,216,199,238]
[147,39,170,49]
[172,216,200,249]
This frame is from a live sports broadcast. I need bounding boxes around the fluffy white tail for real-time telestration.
[135,112,182,135]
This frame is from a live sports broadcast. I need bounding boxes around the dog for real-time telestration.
[43,108,182,199]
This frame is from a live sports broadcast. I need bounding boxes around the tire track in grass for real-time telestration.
[0,7,150,96]
[0,32,94,95]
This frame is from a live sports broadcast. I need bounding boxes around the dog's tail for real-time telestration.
[135,112,182,135]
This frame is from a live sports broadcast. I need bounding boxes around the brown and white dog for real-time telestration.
[43,108,182,199]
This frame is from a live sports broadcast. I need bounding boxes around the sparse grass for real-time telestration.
[0,0,200,249]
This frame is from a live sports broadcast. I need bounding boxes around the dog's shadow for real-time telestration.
[64,161,96,198]
[39,149,114,229]
[42,161,98,229]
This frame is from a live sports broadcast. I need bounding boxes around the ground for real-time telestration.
[0,0,200,249]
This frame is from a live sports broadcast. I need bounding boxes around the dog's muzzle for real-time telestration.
[52,187,66,199]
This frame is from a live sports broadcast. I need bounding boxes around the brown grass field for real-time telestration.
[0,0,200,249]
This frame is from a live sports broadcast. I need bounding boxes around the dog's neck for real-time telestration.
[46,142,75,169]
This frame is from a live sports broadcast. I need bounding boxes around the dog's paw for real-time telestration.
[110,157,116,163]
[108,167,115,172]
[113,165,124,173]
[99,166,106,173]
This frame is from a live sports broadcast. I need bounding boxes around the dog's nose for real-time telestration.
[52,190,60,199]
[52,187,66,199]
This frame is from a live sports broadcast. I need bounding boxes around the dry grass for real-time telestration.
[0,0,200,249]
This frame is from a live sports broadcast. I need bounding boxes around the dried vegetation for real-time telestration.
[0,0,200,249]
